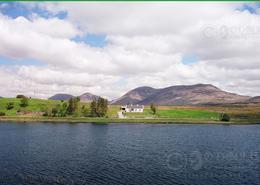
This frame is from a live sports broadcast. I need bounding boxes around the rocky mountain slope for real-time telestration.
[110,86,159,105]
[112,84,250,105]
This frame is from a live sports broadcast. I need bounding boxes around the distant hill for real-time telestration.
[112,84,250,105]
[79,92,99,102]
[48,94,74,101]
[247,96,260,103]
[48,92,100,102]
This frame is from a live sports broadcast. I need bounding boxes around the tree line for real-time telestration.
[44,97,108,118]
[1,95,108,118]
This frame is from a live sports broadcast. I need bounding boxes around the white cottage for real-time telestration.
[121,104,144,113]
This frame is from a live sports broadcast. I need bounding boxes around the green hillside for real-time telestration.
[0,98,61,116]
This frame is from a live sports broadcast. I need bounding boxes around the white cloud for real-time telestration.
[0,2,260,99]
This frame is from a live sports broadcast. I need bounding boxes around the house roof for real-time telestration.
[122,104,144,109]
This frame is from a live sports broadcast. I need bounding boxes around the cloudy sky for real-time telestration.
[0,2,260,100]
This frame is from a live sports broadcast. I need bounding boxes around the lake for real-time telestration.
[0,122,259,185]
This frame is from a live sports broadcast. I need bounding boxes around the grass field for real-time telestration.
[157,109,219,119]
[0,97,260,123]
[124,107,219,120]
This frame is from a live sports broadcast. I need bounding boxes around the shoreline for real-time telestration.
[0,116,260,125]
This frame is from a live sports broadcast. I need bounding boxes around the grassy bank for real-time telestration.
[0,115,259,125]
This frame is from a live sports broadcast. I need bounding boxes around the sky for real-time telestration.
[0,2,260,100]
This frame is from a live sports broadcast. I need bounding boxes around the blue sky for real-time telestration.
[237,3,260,14]
[0,2,67,19]
[181,54,198,65]
[73,34,107,48]
[0,56,45,66]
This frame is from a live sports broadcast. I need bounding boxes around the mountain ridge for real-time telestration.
[48,94,74,101]
[112,84,251,105]
[48,92,100,102]
[79,92,99,102]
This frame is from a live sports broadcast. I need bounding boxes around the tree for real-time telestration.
[16,94,27,99]
[20,97,29,107]
[150,103,157,115]
[220,113,230,122]
[58,102,68,117]
[6,102,14,110]
[90,97,108,117]
[52,107,58,117]
[90,100,97,117]
[43,107,52,117]
[66,97,80,115]
[81,105,90,117]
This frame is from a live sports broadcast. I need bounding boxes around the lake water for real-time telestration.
[0,122,259,185]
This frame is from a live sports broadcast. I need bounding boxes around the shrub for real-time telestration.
[6,102,14,110]
[58,102,68,117]
[52,108,58,117]
[0,112,6,116]
[81,105,90,117]
[220,113,230,122]
[16,95,27,99]
[43,107,52,117]
[20,97,29,107]
[150,103,157,115]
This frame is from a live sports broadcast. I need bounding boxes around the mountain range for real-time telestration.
[48,84,258,105]
[49,92,99,102]
[111,84,251,105]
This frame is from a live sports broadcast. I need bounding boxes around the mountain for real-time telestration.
[79,92,99,102]
[112,84,250,105]
[247,96,260,103]
[48,94,74,101]
[110,86,159,105]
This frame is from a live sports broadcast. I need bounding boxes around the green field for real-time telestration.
[157,109,219,119]
[0,97,260,124]
[124,108,219,120]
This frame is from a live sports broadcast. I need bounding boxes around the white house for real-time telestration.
[121,104,144,113]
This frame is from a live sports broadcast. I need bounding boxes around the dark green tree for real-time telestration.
[67,97,80,115]
[90,97,108,117]
[52,107,58,117]
[150,103,156,115]
[90,100,97,117]
[220,113,230,122]
[6,102,14,110]
[16,94,27,99]
[58,102,68,117]
[20,97,29,107]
